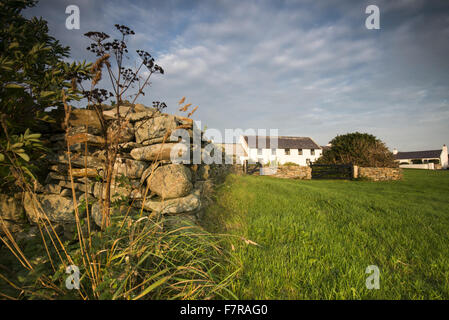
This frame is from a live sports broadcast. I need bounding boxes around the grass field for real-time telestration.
[202,169,449,299]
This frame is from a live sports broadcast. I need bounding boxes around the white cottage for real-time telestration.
[393,144,448,169]
[240,135,322,166]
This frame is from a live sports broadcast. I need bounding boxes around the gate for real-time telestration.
[310,164,353,179]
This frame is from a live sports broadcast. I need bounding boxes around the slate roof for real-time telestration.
[394,150,441,160]
[243,136,321,150]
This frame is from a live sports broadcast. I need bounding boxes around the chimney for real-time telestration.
[393,148,398,155]
[442,144,448,169]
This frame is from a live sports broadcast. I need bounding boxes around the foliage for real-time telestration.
[282,162,300,166]
[203,170,449,299]
[0,0,91,191]
[0,213,238,300]
[316,132,397,167]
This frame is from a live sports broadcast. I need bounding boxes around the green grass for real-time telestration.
[202,169,449,299]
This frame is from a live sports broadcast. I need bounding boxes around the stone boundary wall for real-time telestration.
[252,164,401,181]
[260,165,311,179]
[0,104,232,239]
[355,166,402,181]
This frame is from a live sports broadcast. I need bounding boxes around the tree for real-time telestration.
[0,0,91,191]
[316,132,397,167]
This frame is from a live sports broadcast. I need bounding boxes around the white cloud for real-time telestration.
[25,0,449,150]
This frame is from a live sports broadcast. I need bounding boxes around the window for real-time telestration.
[271,148,276,155]
[298,149,303,155]
[311,149,315,156]
[285,148,290,155]
[258,149,263,156]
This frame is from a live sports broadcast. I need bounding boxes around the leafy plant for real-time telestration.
[316,132,397,168]
[0,0,91,191]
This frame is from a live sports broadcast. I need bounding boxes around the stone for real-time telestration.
[90,202,139,227]
[23,193,81,224]
[103,106,132,118]
[60,189,72,197]
[114,158,148,179]
[107,121,134,143]
[69,109,109,129]
[0,194,26,222]
[69,124,102,136]
[118,142,143,151]
[51,132,106,146]
[0,220,25,234]
[142,192,200,214]
[174,116,194,128]
[127,109,161,122]
[134,103,147,112]
[90,202,109,227]
[48,153,104,169]
[196,164,212,180]
[93,179,142,200]
[70,168,100,178]
[44,184,63,194]
[58,179,95,195]
[134,115,178,143]
[141,137,168,146]
[148,164,192,199]
[138,161,171,185]
[130,143,184,161]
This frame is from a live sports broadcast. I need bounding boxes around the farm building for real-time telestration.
[240,135,322,166]
[393,145,448,169]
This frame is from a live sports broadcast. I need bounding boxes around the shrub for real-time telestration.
[316,132,397,168]
[0,0,91,192]
[282,162,300,166]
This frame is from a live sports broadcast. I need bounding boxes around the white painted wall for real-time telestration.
[400,163,435,170]
[239,135,323,165]
[245,147,322,165]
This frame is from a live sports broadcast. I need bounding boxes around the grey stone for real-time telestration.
[130,143,184,161]
[142,192,201,214]
[119,142,143,151]
[91,202,139,227]
[127,109,161,122]
[44,184,63,194]
[93,180,142,200]
[148,164,192,199]
[69,109,112,129]
[134,115,177,143]
[48,153,104,169]
[107,121,134,143]
[58,179,95,195]
[23,193,82,224]
[103,106,133,118]
[0,194,26,222]
[114,158,148,179]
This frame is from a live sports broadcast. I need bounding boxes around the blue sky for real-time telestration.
[26,0,449,150]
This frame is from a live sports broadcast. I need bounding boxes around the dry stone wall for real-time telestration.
[0,104,231,238]
[357,167,402,181]
[260,166,311,179]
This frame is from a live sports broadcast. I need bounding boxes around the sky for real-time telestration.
[25,0,449,150]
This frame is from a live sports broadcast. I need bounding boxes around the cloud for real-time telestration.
[25,0,449,150]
